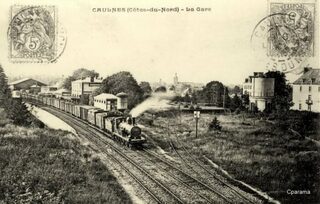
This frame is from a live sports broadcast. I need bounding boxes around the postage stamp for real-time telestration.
[250,1,316,74]
[8,5,65,63]
[268,2,315,57]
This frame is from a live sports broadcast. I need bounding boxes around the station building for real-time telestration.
[9,78,46,91]
[40,86,58,95]
[71,77,102,98]
[243,72,275,111]
[291,67,320,112]
[53,88,71,99]
[93,93,128,111]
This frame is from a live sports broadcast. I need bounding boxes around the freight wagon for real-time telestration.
[88,108,105,125]
[80,106,99,121]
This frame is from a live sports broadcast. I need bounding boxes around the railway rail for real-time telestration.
[140,149,232,203]
[172,137,259,204]
[155,121,263,204]
[27,102,263,203]
[39,105,184,204]
[140,118,263,204]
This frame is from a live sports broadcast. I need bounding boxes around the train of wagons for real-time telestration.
[22,93,146,148]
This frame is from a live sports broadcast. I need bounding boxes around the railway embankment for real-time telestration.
[0,108,132,203]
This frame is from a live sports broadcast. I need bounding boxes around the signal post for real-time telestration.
[194,110,200,138]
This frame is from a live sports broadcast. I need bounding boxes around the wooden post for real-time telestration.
[195,117,198,138]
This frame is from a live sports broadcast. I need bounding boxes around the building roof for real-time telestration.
[116,92,128,97]
[54,88,71,94]
[94,93,118,100]
[293,68,320,85]
[9,78,46,86]
[72,77,102,83]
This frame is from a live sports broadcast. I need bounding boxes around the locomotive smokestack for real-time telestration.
[132,117,136,126]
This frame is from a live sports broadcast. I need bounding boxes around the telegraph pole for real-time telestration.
[194,110,200,138]
[179,102,182,125]
[223,86,226,110]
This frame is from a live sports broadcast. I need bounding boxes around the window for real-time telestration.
[299,103,302,110]
[300,86,302,92]
[309,86,312,92]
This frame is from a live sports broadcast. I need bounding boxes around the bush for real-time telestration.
[5,99,31,126]
[208,117,222,131]
[0,127,132,203]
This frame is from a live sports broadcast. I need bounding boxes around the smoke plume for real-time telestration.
[130,92,176,117]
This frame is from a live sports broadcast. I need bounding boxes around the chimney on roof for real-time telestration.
[304,67,312,74]
[253,72,263,77]
[90,76,94,82]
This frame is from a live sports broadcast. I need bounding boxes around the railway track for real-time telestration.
[172,139,261,204]
[40,105,184,204]
[153,121,263,204]
[139,149,232,203]
[28,102,263,203]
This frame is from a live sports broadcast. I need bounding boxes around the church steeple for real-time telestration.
[174,73,178,85]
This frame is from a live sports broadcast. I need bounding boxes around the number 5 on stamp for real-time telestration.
[8,5,66,63]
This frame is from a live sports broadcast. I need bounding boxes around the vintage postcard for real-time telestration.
[0,0,319,204]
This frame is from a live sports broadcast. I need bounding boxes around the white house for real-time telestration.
[94,93,118,111]
[291,67,320,112]
[243,72,275,111]
[71,77,102,98]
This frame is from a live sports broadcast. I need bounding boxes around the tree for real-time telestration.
[72,68,99,79]
[233,85,241,94]
[184,93,191,103]
[62,68,99,90]
[154,86,167,93]
[139,81,152,96]
[230,93,242,111]
[242,94,249,109]
[98,71,143,109]
[197,81,225,107]
[265,71,293,113]
[224,87,231,108]
[208,117,222,131]
[62,76,76,90]
[0,65,11,107]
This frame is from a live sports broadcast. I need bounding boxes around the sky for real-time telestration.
[0,0,319,85]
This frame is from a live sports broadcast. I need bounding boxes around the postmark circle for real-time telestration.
[250,12,311,74]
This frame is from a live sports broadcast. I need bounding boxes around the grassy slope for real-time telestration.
[139,112,320,204]
[0,109,132,204]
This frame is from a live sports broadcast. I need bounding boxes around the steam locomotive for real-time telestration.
[22,93,146,148]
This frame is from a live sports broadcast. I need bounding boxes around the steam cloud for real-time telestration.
[130,92,176,117]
